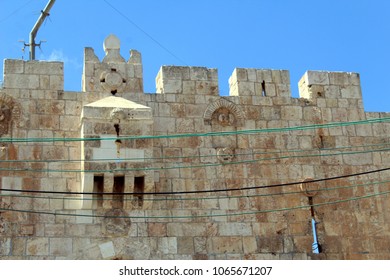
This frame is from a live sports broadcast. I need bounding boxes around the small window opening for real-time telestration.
[113,176,125,209]
[111,89,117,95]
[134,176,145,207]
[111,68,117,72]
[122,78,127,83]
[93,175,104,208]
[114,124,120,137]
[100,78,105,83]
[261,80,267,96]
[319,135,324,149]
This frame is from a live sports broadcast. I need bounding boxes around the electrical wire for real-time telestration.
[0,141,389,164]
[0,145,389,173]
[102,0,188,66]
[1,179,389,202]
[0,0,35,23]
[0,116,389,143]
[1,166,389,196]
[1,188,389,219]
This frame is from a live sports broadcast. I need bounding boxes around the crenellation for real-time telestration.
[1,34,390,260]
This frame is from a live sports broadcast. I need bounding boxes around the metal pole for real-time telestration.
[311,218,320,254]
[29,0,56,60]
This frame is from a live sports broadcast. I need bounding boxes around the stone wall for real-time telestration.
[0,35,389,259]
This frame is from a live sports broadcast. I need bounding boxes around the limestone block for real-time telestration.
[182,80,196,94]
[304,71,330,85]
[163,66,190,80]
[0,238,11,255]
[281,106,302,120]
[237,81,255,95]
[50,75,64,90]
[349,73,361,85]
[4,74,39,89]
[1,177,22,190]
[50,238,73,257]
[219,223,253,236]
[243,236,258,254]
[40,75,50,88]
[158,237,177,254]
[20,224,35,235]
[177,237,194,254]
[340,85,362,99]
[148,223,167,236]
[208,237,243,254]
[247,68,257,82]
[324,85,341,98]
[232,68,248,81]
[44,224,65,236]
[26,237,49,256]
[4,59,24,74]
[343,153,373,166]
[99,241,116,259]
[195,81,219,95]
[276,84,291,97]
[158,102,170,116]
[160,79,182,94]
[76,210,93,224]
[190,67,217,81]
[11,238,26,256]
[329,72,351,86]
[257,236,283,253]
[25,61,63,75]
[256,69,272,82]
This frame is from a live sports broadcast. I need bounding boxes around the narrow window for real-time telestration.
[134,176,145,207]
[93,175,104,208]
[261,80,267,96]
[113,175,125,208]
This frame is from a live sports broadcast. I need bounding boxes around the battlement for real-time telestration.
[3,59,63,91]
[1,34,390,261]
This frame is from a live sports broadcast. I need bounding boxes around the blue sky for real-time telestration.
[1,0,389,112]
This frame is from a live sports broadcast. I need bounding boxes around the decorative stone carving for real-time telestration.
[204,98,245,126]
[299,178,322,197]
[110,108,126,122]
[102,34,125,63]
[0,93,21,136]
[100,69,127,94]
[216,147,235,163]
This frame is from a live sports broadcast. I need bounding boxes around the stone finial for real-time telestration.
[102,34,125,63]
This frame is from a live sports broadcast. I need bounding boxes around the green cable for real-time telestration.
[1,188,389,219]
[1,145,389,173]
[0,117,389,143]
[1,141,389,164]
[1,179,389,202]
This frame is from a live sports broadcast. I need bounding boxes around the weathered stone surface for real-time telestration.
[0,34,389,261]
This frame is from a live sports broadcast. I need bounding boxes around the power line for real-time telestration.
[0,0,35,23]
[1,179,389,202]
[0,145,389,173]
[103,0,188,66]
[0,141,389,164]
[1,188,389,220]
[0,116,389,143]
[1,166,389,196]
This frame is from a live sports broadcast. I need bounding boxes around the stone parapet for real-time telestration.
[156,66,219,95]
[229,68,291,97]
[3,60,63,91]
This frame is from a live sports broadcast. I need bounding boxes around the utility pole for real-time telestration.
[29,0,56,60]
